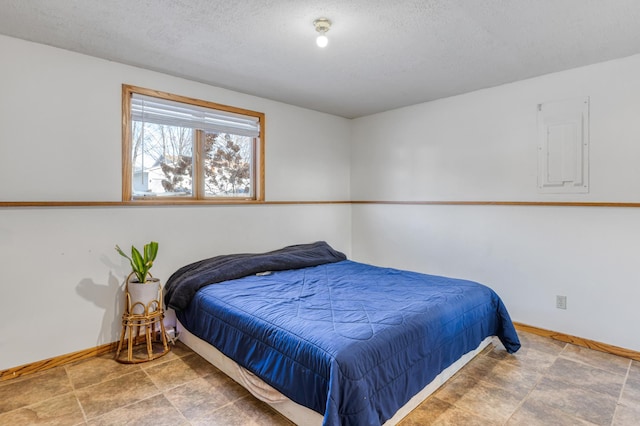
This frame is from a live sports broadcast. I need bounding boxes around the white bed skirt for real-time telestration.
[177,321,492,425]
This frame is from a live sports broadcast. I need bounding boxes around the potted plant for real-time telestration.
[115,241,160,315]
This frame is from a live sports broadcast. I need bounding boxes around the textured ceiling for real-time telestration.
[2,0,640,118]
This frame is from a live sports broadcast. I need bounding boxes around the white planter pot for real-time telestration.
[127,279,161,315]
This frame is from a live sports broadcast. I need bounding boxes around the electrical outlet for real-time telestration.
[165,327,178,344]
[556,295,567,310]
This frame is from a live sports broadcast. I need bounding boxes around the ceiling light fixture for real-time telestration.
[313,18,331,48]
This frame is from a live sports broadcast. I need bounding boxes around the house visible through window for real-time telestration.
[122,85,264,202]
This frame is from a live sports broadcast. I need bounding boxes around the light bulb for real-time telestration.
[313,17,331,48]
[316,33,328,48]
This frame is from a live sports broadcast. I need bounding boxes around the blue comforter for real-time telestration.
[176,258,520,425]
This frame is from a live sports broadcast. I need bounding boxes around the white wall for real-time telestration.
[351,54,640,351]
[352,55,640,203]
[0,35,352,370]
[0,35,351,203]
[3,32,640,370]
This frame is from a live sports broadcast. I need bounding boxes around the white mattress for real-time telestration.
[177,320,492,425]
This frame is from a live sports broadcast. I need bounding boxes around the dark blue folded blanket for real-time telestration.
[164,241,347,311]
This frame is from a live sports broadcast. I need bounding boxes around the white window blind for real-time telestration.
[131,93,260,138]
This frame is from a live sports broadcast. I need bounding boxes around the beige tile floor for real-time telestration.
[1,330,639,425]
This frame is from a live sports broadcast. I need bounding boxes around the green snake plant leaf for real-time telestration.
[115,241,159,283]
[130,246,146,282]
[145,241,159,264]
[115,245,136,271]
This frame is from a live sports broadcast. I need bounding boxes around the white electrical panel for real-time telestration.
[537,97,589,193]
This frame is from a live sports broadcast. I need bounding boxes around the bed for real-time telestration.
[165,242,521,425]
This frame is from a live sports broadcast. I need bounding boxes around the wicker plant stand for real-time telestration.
[115,274,170,364]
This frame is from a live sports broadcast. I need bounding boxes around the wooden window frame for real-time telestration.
[122,85,265,203]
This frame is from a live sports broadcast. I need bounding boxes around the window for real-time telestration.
[122,85,264,202]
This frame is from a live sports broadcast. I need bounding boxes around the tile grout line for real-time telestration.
[547,342,627,425]
[84,365,167,425]
[64,364,90,425]
[146,357,256,426]
[445,343,528,425]
[507,341,564,425]
[172,345,278,423]
[83,391,166,424]
[490,339,569,425]
[615,359,632,403]
[77,365,162,423]
[151,367,201,426]
[159,390,192,426]
[464,343,573,426]
[558,346,632,377]
[441,390,501,425]
[139,351,220,424]
[610,359,633,426]
[501,353,559,425]
[188,394,255,425]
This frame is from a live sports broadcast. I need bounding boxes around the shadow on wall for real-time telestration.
[75,255,178,346]
[76,260,125,346]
